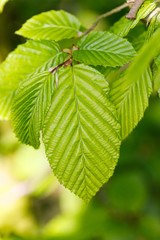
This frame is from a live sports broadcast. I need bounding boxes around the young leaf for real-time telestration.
[110,28,160,139]
[110,1,156,37]
[43,64,121,202]
[73,32,136,67]
[147,10,160,39]
[12,72,57,149]
[16,10,81,41]
[0,40,67,119]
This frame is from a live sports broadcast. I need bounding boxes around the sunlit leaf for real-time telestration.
[0,40,67,119]
[16,10,82,41]
[43,64,121,202]
[110,1,156,37]
[73,31,136,67]
[12,72,56,149]
[110,28,160,139]
[110,67,152,139]
[0,0,9,13]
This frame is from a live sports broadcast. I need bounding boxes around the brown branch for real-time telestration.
[50,58,72,73]
[126,0,146,19]
[126,0,135,8]
[83,3,129,36]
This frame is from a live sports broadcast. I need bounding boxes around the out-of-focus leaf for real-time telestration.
[0,0,9,13]
[107,173,147,213]
[139,216,160,239]
[110,28,160,139]
[110,67,152,139]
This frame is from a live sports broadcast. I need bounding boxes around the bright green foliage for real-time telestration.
[12,72,56,149]
[0,91,16,120]
[155,54,160,66]
[0,0,9,12]
[110,28,160,139]
[0,3,160,201]
[127,28,160,80]
[73,32,136,67]
[0,40,67,119]
[42,65,121,202]
[147,11,160,39]
[110,67,152,139]
[110,1,156,37]
[16,10,81,41]
[95,66,118,78]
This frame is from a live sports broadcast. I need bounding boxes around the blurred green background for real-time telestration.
[0,0,160,239]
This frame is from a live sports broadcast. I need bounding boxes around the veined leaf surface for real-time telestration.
[73,32,136,67]
[16,10,81,41]
[110,68,152,139]
[110,28,160,139]
[43,64,121,202]
[0,39,67,119]
[110,1,156,37]
[12,72,56,149]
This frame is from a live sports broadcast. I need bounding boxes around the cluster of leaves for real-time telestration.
[0,0,160,202]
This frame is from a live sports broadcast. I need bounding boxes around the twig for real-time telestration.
[50,58,72,73]
[126,0,135,8]
[126,0,146,19]
[83,3,129,36]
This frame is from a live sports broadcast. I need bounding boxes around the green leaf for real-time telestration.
[12,72,56,149]
[0,91,16,120]
[153,66,160,96]
[110,67,152,139]
[127,28,160,80]
[16,10,81,41]
[147,10,160,39]
[0,0,9,13]
[129,31,147,52]
[110,1,156,37]
[110,28,160,138]
[0,39,67,119]
[42,64,121,202]
[110,28,160,139]
[73,32,136,67]
[155,54,160,67]
[94,66,119,78]
[154,53,160,96]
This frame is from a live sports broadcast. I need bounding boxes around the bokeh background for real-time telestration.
[0,0,160,239]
